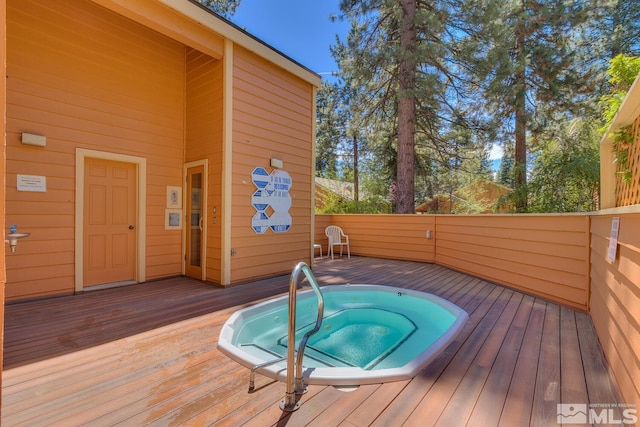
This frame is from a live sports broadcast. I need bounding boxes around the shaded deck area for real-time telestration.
[2,257,622,426]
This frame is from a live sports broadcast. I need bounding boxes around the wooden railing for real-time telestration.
[316,213,590,310]
[589,209,640,407]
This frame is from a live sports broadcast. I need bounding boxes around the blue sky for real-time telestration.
[231,1,504,162]
[231,0,350,77]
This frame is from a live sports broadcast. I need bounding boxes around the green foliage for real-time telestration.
[315,0,637,214]
[465,0,602,212]
[194,0,241,18]
[600,54,640,183]
[497,146,514,189]
[332,0,496,213]
[315,191,391,214]
[600,54,640,128]
[612,125,634,183]
[607,0,640,56]
[527,118,600,212]
[316,81,344,179]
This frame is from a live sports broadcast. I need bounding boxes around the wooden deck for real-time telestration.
[2,257,623,426]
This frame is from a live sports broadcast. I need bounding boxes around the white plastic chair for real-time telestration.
[325,225,350,259]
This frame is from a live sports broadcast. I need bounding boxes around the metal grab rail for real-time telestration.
[248,356,286,392]
[280,262,324,412]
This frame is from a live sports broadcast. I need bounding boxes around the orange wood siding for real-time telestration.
[317,214,589,310]
[590,212,640,406]
[1,0,7,400]
[6,0,186,299]
[435,215,590,310]
[315,214,436,262]
[185,47,223,283]
[314,214,332,252]
[229,46,314,283]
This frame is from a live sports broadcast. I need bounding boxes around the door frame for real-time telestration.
[183,159,208,280]
[75,148,147,292]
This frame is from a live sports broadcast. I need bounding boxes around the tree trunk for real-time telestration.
[514,1,527,213]
[395,0,417,214]
[353,134,359,204]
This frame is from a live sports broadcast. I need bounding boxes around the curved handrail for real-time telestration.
[280,262,325,412]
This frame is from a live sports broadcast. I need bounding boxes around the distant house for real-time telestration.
[315,177,357,210]
[2,0,320,300]
[416,179,513,214]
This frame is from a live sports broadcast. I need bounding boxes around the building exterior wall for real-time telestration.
[185,47,224,284]
[229,46,314,283]
[4,0,319,298]
[5,0,186,298]
[1,0,8,402]
[590,210,640,406]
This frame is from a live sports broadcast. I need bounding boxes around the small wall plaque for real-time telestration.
[607,217,620,262]
[165,209,183,230]
[17,174,47,192]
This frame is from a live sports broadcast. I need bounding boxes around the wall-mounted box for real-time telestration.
[21,133,46,147]
[270,158,283,169]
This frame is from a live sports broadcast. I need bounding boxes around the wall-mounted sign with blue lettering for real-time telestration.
[251,167,292,234]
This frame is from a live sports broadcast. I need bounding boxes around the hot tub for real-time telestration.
[218,284,468,386]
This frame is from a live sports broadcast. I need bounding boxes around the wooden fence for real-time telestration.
[316,213,590,310]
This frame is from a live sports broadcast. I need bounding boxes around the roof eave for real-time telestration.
[180,0,322,87]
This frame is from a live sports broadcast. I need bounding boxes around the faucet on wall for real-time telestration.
[5,225,31,253]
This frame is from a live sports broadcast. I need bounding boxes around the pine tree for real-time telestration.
[498,146,515,188]
[608,0,640,56]
[334,0,489,213]
[466,0,599,212]
[315,81,344,179]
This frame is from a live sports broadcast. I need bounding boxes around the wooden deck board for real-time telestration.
[498,298,546,427]
[2,257,623,426]
[531,303,561,426]
[575,312,625,421]
[403,287,514,426]
[467,294,535,426]
[433,292,525,426]
[560,307,590,410]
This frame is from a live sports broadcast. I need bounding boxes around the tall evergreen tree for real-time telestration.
[608,0,640,56]
[316,81,344,179]
[498,146,515,188]
[335,0,488,213]
[466,0,599,212]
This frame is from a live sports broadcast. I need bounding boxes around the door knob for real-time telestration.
[128,225,135,230]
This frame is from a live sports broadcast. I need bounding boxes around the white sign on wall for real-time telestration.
[251,167,292,234]
[17,174,47,192]
[607,216,620,262]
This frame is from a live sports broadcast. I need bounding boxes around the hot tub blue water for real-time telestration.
[218,284,468,386]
